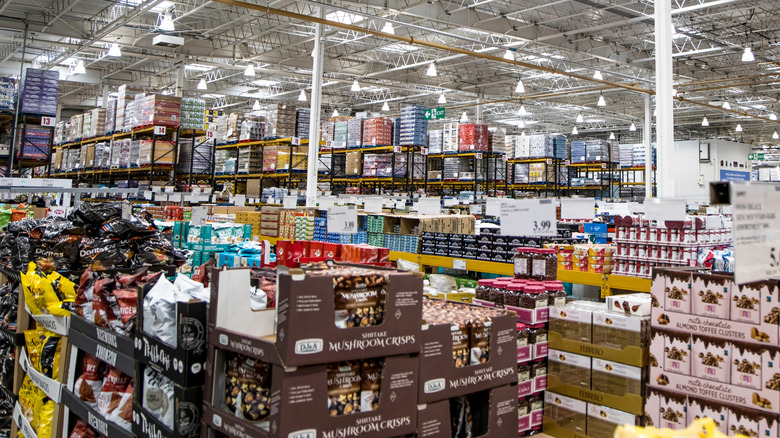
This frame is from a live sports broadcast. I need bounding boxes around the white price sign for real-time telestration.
[233,194,246,206]
[415,197,441,215]
[393,146,402,154]
[421,147,428,156]
[561,198,596,220]
[41,116,56,127]
[154,126,166,135]
[206,130,215,139]
[318,196,336,210]
[469,204,483,215]
[364,197,383,214]
[500,199,557,236]
[731,182,780,284]
[283,195,298,208]
[475,153,483,160]
[453,259,467,270]
[144,191,153,200]
[191,206,208,226]
[328,205,358,234]
[164,186,174,193]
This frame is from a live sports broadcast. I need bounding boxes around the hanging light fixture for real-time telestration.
[503,49,514,60]
[773,131,779,140]
[770,113,778,121]
[701,116,709,127]
[629,123,637,131]
[351,79,361,92]
[108,43,122,57]
[593,70,603,80]
[609,132,616,140]
[722,101,731,110]
[572,126,579,135]
[197,78,207,90]
[576,114,584,123]
[426,62,437,77]
[519,104,529,115]
[381,101,389,111]
[73,60,86,75]
[298,90,307,102]
[515,79,525,94]
[460,111,468,122]
[244,64,256,77]
[517,120,525,129]
[381,22,395,34]
[438,93,446,104]
[742,47,755,62]
[252,100,261,111]
[159,12,175,31]
[735,124,743,132]
[332,109,340,117]
[597,93,606,107]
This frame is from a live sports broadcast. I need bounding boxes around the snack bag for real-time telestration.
[106,382,133,431]
[97,366,131,417]
[36,398,55,438]
[143,367,174,429]
[18,375,43,427]
[73,354,103,407]
[69,420,97,438]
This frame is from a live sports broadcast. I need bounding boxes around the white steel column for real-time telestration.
[644,94,653,197]
[306,7,325,207]
[655,0,674,198]
[476,95,483,124]
[175,61,184,98]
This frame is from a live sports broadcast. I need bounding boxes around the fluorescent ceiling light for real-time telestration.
[629,123,636,131]
[381,102,389,111]
[185,64,213,72]
[460,111,468,122]
[73,60,86,75]
[298,90,307,101]
[503,49,514,60]
[597,93,606,107]
[515,80,525,94]
[773,131,779,140]
[770,113,778,121]
[252,100,261,111]
[438,93,446,104]
[722,101,731,110]
[426,63,437,77]
[593,70,603,80]
[576,114,584,123]
[735,124,743,132]
[572,126,579,135]
[609,132,615,140]
[108,43,121,57]
[381,22,395,34]
[159,13,175,31]
[351,79,361,92]
[517,120,525,128]
[701,116,709,127]
[253,79,278,87]
[742,47,755,62]
[332,109,339,117]
[244,64,256,76]
[197,78,207,90]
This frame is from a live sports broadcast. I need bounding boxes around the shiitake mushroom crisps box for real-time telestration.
[208,266,423,367]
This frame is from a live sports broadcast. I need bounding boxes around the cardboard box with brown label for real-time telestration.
[415,384,518,438]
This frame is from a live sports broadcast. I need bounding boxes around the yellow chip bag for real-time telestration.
[20,266,40,315]
[46,271,75,316]
[36,398,55,438]
[18,375,43,428]
[24,329,44,374]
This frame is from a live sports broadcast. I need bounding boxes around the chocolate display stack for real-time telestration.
[647,269,780,438]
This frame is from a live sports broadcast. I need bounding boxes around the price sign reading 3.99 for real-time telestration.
[328,205,358,234]
[500,199,557,237]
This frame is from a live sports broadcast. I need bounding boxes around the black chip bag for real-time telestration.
[79,238,133,271]
[99,216,156,239]
[133,237,183,267]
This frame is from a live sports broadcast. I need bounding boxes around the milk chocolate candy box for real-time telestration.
[663,331,691,376]
[687,397,729,435]
[691,335,730,384]
[658,390,688,430]
[691,271,731,320]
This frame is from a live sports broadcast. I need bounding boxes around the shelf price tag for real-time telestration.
[291,137,301,145]
[565,160,570,166]
[41,116,56,127]
[364,197,383,213]
[502,155,509,162]
[453,259,467,270]
[191,207,207,226]
[469,204,483,215]
[154,126,166,135]
[283,195,297,208]
[500,199,557,237]
[731,182,780,284]
[328,205,358,234]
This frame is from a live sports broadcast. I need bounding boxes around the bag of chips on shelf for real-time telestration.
[105,382,133,431]
[18,375,43,427]
[36,398,55,438]
[76,269,97,320]
[73,354,103,407]
[69,420,97,438]
[24,328,62,379]
[142,367,174,429]
[97,366,132,418]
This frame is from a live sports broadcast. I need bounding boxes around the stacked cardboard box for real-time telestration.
[15,126,52,161]
[0,77,15,111]
[333,120,348,148]
[511,134,531,159]
[295,108,310,139]
[458,123,489,152]
[266,103,296,137]
[362,153,392,177]
[262,146,278,172]
[234,210,263,238]
[346,151,361,176]
[19,68,58,115]
[361,118,393,146]
[54,121,67,145]
[138,139,176,165]
[115,85,144,132]
[88,108,106,138]
[238,145,262,173]
[428,130,443,154]
[239,119,266,141]
[346,118,362,147]
[68,114,83,142]
[180,98,206,130]
[320,121,335,142]
[442,122,459,153]
[399,105,428,146]
[489,127,507,154]
[104,98,117,135]
[204,109,223,131]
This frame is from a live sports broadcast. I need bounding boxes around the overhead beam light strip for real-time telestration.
[208,0,780,126]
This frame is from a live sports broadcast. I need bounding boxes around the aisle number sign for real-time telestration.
[41,116,56,127]
[731,182,780,284]
[500,199,557,237]
[328,206,358,234]
[154,126,166,135]
[424,107,445,120]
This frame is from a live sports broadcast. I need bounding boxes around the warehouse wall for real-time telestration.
[671,139,751,200]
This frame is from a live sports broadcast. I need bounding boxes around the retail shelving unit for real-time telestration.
[8,115,55,177]
[616,165,657,198]
[319,145,424,195]
[214,137,312,194]
[177,128,216,188]
[424,151,505,196]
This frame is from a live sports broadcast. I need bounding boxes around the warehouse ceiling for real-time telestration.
[1,0,779,144]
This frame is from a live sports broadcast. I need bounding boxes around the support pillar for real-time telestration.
[655,0,674,198]
[476,95,483,124]
[644,94,653,197]
[175,60,184,98]
[101,85,109,107]
[306,7,325,207]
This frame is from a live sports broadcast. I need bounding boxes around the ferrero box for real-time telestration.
[417,299,517,403]
[651,268,780,346]
[208,265,422,367]
[203,346,418,438]
[587,404,639,438]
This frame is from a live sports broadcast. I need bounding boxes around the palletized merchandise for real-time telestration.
[54,121,67,145]
[94,142,109,168]
[88,108,106,138]
[428,130,443,154]
[489,127,507,154]
[239,119,266,141]
[333,120,348,147]
[262,146,278,172]
[124,100,137,131]
[346,118,362,147]
[317,153,332,173]
[81,111,93,139]
[20,68,58,115]
[238,145,262,173]
[320,121,335,142]
[14,126,52,160]
[458,123,489,152]
[346,151,361,175]
[619,144,634,167]
[215,149,236,173]
[362,153,393,177]
[632,143,657,166]
[115,84,144,131]
[177,135,214,174]
[361,118,393,146]
[69,114,83,141]
[442,122,459,153]
[393,117,401,145]
[553,135,568,159]
[137,94,181,127]
[512,134,531,159]
[104,98,117,134]
[758,167,780,181]
[571,141,587,163]
[265,103,296,137]
[180,98,206,130]
[443,156,460,179]
[399,104,428,146]
[138,139,176,165]
[529,134,555,158]
[0,77,16,111]
[295,108,310,139]
[68,146,81,169]
[128,139,141,166]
